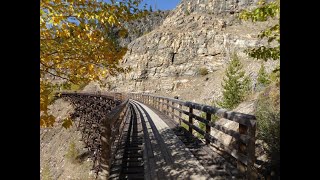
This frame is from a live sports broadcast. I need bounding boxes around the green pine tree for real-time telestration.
[257,63,270,87]
[218,53,251,109]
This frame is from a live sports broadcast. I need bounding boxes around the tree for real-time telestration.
[218,53,251,109]
[239,0,280,81]
[149,5,153,12]
[239,0,279,61]
[257,63,270,87]
[40,0,148,127]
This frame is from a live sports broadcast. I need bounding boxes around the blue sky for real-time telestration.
[139,0,181,10]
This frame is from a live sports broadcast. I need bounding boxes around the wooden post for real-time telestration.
[166,99,169,116]
[161,98,164,111]
[247,123,257,180]
[178,104,182,125]
[238,124,248,176]
[156,97,158,109]
[99,122,112,180]
[206,113,211,145]
[189,107,193,134]
[171,101,175,120]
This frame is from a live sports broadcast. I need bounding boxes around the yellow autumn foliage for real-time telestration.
[40,0,147,127]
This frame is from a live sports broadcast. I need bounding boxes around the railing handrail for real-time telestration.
[133,93,256,127]
[129,92,257,179]
[104,98,129,125]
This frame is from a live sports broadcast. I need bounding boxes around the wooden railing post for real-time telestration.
[156,97,159,110]
[178,104,182,125]
[238,124,248,176]
[189,107,193,134]
[146,95,148,104]
[161,98,164,111]
[171,101,175,120]
[247,124,257,180]
[206,113,211,145]
[166,99,169,116]
[99,123,111,180]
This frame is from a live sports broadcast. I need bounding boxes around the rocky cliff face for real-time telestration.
[100,0,278,105]
[119,10,170,46]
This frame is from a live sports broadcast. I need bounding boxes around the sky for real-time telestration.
[139,0,181,11]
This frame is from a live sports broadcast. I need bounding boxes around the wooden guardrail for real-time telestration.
[55,91,130,180]
[129,93,257,179]
[99,98,130,179]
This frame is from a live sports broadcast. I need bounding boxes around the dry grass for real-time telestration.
[197,67,209,76]
[41,163,52,180]
[65,141,80,164]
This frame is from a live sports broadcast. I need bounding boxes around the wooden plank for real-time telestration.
[132,101,168,178]
[130,102,156,180]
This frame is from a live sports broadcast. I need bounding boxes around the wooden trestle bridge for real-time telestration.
[56,91,257,180]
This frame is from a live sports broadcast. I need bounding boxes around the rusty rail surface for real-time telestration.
[129,93,257,180]
[55,91,129,179]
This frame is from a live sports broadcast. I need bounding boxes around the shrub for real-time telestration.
[185,10,190,16]
[197,67,209,76]
[255,85,280,177]
[41,163,52,180]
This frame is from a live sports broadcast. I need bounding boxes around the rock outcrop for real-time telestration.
[100,0,278,105]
